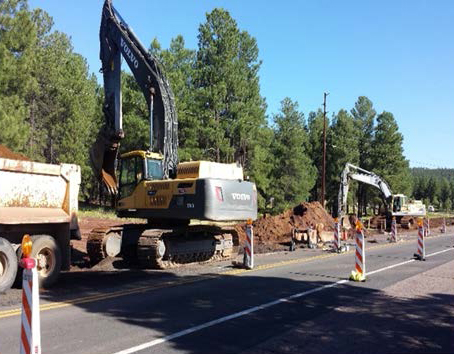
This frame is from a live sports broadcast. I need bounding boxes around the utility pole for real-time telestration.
[321,92,329,207]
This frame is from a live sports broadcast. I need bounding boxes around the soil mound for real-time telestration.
[0,144,30,161]
[235,201,335,251]
[427,217,453,228]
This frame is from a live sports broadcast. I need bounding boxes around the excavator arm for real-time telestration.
[337,163,393,221]
[90,0,178,194]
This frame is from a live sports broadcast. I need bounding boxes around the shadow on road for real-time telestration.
[34,265,454,354]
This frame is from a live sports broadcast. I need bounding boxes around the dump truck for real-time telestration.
[0,157,81,292]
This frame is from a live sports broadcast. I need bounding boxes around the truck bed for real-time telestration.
[0,207,70,224]
[0,157,80,229]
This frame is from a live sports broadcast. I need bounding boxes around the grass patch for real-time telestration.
[427,212,454,218]
[78,204,118,219]
[78,203,144,222]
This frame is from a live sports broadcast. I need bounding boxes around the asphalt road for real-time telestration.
[1,232,453,354]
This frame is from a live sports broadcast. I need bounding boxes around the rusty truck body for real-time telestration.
[0,157,81,292]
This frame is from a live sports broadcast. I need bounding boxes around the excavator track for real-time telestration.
[87,224,239,269]
[87,228,110,265]
[137,225,239,269]
[399,216,414,229]
[87,226,123,265]
[137,229,170,269]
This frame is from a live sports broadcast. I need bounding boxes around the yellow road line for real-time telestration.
[0,276,215,319]
[0,252,335,319]
[222,252,338,275]
[0,233,450,319]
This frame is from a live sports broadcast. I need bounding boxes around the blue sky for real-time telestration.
[29,0,454,168]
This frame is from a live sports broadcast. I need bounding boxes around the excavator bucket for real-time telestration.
[89,130,119,195]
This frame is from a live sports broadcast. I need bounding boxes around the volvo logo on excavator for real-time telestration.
[231,193,251,201]
[120,38,139,69]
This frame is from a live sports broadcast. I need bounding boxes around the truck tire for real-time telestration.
[0,237,18,293]
[17,235,62,288]
[32,235,62,288]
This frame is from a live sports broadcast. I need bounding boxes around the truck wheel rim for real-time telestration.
[157,240,166,258]
[0,253,6,277]
[36,247,54,277]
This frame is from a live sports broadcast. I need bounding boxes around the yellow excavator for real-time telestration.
[88,0,257,268]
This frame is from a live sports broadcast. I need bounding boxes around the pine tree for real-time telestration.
[351,96,376,215]
[270,98,316,212]
[417,176,429,200]
[451,179,454,210]
[119,72,150,153]
[371,111,412,199]
[445,198,452,212]
[0,96,29,151]
[150,36,201,161]
[306,109,325,201]
[248,125,274,211]
[326,109,360,213]
[0,0,36,151]
[194,8,266,167]
[426,177,439,204]
[439,177,451,209]
[0,1,101,198]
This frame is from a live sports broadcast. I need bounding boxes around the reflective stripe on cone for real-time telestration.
[244,223,254,269]
[390,218,397,243]
[415,224,425,261]
[20,264,41,354]
[350,222,366,282]
[334,221,340,251]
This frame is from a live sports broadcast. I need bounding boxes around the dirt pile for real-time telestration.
[0,144,30,161]
[427,217,454,228]
[368,216,454,230]
[235,201,335,252]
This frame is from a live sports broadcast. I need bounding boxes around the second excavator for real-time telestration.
[88,0,257,268]
[338,163,426,229]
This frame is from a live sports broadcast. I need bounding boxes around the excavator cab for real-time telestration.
[392,194,407,213]
[145,156,164,180]
[118,151,163,199]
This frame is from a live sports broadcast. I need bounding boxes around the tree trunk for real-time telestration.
[357,185,363,217]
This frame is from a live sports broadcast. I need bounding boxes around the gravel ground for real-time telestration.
[384,260,454,299]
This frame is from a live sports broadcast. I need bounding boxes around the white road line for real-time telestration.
[425,247,454,258]
[366,246,454,276]
[113,279,349,354]
[366,258,416,276]
[113,246,454,354]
